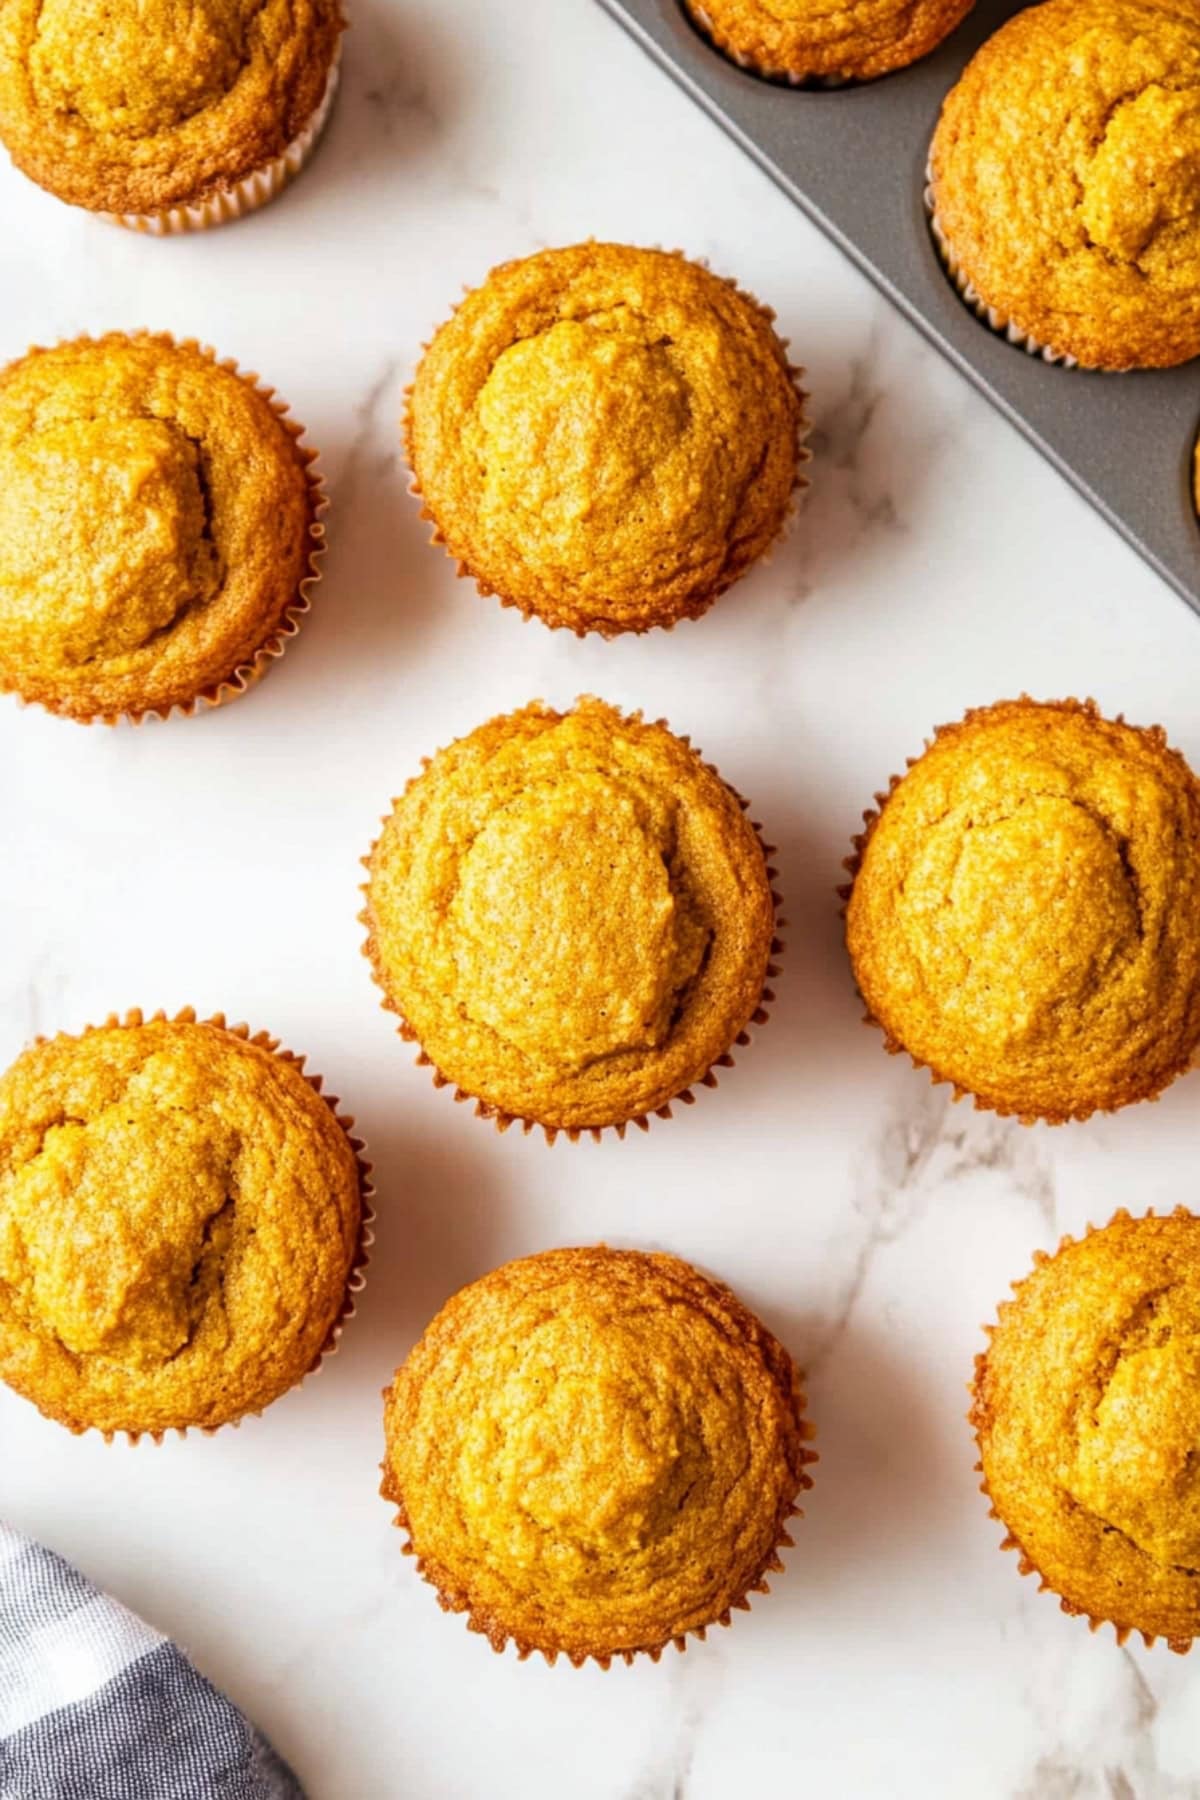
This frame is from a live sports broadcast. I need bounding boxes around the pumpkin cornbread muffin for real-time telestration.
[929,0,1200,370]
[683,0,973,83]
[974,1210,1200,1651]
[0,0,344,229]
[844,699,1200,1123]
[381,1246,816,1665]
[362,698,781,1138]
[406,243,806,636]
[0,333,324,723]
[0,1011,369,1440]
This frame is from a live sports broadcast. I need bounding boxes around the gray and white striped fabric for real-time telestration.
[0,1523,304,1800]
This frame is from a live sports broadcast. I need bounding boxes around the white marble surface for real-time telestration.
[4,3,1200,1796]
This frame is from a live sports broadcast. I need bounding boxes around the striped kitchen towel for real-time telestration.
[0,1522,304,1800]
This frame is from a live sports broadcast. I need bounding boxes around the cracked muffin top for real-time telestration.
[0,334,317,722]
[929,0,1200,369]
[381,1246,813,1664]
[0,1017,362,1438]
[975,1211,1200,1648]
[683,0,974,82]
[364,698,777,1133]
[405,243,805,636]
[845,699,1200,1122]
[0,0,343,215]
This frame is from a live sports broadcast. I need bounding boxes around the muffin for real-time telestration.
[362,697,781,1138]
[405,243,806,636]
[929,0,1200,370]
[974,1209,1200,1651]
[0,0,344,231]
[381,1246,816,1665]
[844,698,1200,1123]
[683,0,973,83]
[0,1010,369,1440]
[0,333,324,723]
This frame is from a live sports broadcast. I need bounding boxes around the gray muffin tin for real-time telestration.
[596,0,1200,616]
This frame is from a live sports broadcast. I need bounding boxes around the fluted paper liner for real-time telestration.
[359,714,785,1143]
[924,169,1083,369]
[5,331,327,727]
[971,1207,1195,1656]
[24,1006,374,1446]
[402,248,812,639]
[838,696,1193,1124]
[102,48,341,235]
[380,1325,817,1667]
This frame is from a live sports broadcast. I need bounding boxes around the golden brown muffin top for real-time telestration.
[685,0,973,80]
[929,0,1200,370]
[406,243,804,637]
[975,1211,1200,1648]
[0,0,343,214]
[0,334,317,722]
[845,699,1200,1122]
[364,698,777,1133]
[0,1017,362,1438]
[382,1246,812,1663]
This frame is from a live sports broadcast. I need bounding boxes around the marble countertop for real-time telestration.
[5,3,1200,1795]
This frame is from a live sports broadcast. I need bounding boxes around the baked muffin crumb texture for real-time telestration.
[929,0,1200,370]
[362,697,782,1138]
[844,697,1200,1123]
[975,1208,1200,1652]
[0,1008,371,1440]
[0,332,325,723]
[406,243,806,637]
[381,1246,816,1665]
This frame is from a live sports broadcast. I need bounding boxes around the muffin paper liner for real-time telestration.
[924,172,1081,370]
[102,49,341,235]
[837,695,1191,1124]
[26,1006,374,1447]
[379,1362,818,1666]
[359,715,785,1144]
[971,1207,1195,1656]
[6,332,327,728]
[402,249,812,640]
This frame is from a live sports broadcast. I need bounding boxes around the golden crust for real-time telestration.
[929,0,1200,371]
[844,698,1200,1123]
[381,1246,816,1665]
[406,243,806,637]
[0,1013,365,1439]
[0,0,344,215]
[974,1210,1200,1651]
[685,0,973,80]
[0,333,320,723]
[362,697,780,1135]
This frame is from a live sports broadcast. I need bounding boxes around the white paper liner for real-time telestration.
[103,47,341,235]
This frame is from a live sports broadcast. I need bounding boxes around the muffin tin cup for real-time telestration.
[101,48,342,236]
[972,1206,1196,1657]
[402,251,811,640]
[924,178,1079,371]
[358,723,785,1144]
[41,1006,375,1447]
[837,695,1199,1126]
[7,331,328,728]
[379,1364,818,1667]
